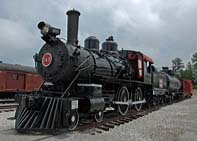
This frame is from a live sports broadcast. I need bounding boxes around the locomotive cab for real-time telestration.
[119,50,154,84]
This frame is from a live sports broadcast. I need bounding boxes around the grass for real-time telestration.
[193,85,197,89]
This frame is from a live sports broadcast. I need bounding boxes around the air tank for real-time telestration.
[84,36,99,50]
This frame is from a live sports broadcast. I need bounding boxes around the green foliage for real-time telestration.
[171,53,197,84]
[192,52,197,84]
[169,52,197,85]
[171,57,184,78]
[172,57,184,72]
[171,59,192,80]
[193,85,197,89]
[192,52,197,65]
[180,61,193,80]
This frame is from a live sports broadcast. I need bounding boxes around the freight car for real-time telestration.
[15,9,192,132]
[0,63,43,99]
[181,80,193,97]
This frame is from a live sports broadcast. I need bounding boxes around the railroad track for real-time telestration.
[0,103,18,113]
[0,99,15,104]
[26,106,160,136]
[76,106,159,134]
[15,97,190,135]
[76,97,189,135]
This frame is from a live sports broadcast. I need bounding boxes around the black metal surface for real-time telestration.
[35,38,126,87]
[66,9,80,46]
[84,36,100,50]
[15,95,78,131]
[37,21,60,43]
[77,84,102,97]
[163,72,181,92]
[79,97,105,113]
[102,36,118,52]
[153,71,168,89]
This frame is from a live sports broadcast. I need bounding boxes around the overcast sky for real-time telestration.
[0,0,197,68]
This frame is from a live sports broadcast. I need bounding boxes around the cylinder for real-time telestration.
[79,97,105,113]
[66,9,80,46]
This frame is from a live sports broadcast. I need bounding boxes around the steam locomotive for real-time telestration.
[15,9,188,132]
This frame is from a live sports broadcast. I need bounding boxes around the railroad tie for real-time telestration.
[124,117,133,121]
[137,113,145,117]
[97,126,110,131]
[128,115,137,119]
[144,112,150,115]
[116,120,125,124]
[7,117,15,120]
[95,130,102,134]
[119,118,130,123]
[110,121,121,126]
[103,123,114,128]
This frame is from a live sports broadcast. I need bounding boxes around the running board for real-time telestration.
[113,99,146,105]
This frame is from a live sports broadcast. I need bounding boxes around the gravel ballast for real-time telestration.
[0,96,197,141]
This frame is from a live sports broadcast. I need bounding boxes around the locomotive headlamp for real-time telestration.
[37,21,60,43]
[41,26,49,35]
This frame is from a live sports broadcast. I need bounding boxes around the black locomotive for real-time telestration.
[15,9,183,132]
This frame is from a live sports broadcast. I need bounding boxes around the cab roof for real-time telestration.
[143,54,154,64]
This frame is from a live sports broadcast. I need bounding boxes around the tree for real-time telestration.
[192,52,197,84]
[172,57,184,78]
[180,61,193,80]
[172,57,184,72]
[186,61,193,79]
[192,52,197,65]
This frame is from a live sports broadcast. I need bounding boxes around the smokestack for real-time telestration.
[66,9,80,46]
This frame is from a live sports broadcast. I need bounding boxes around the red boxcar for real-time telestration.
[182,80,193,97]
[0,63,43,98]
